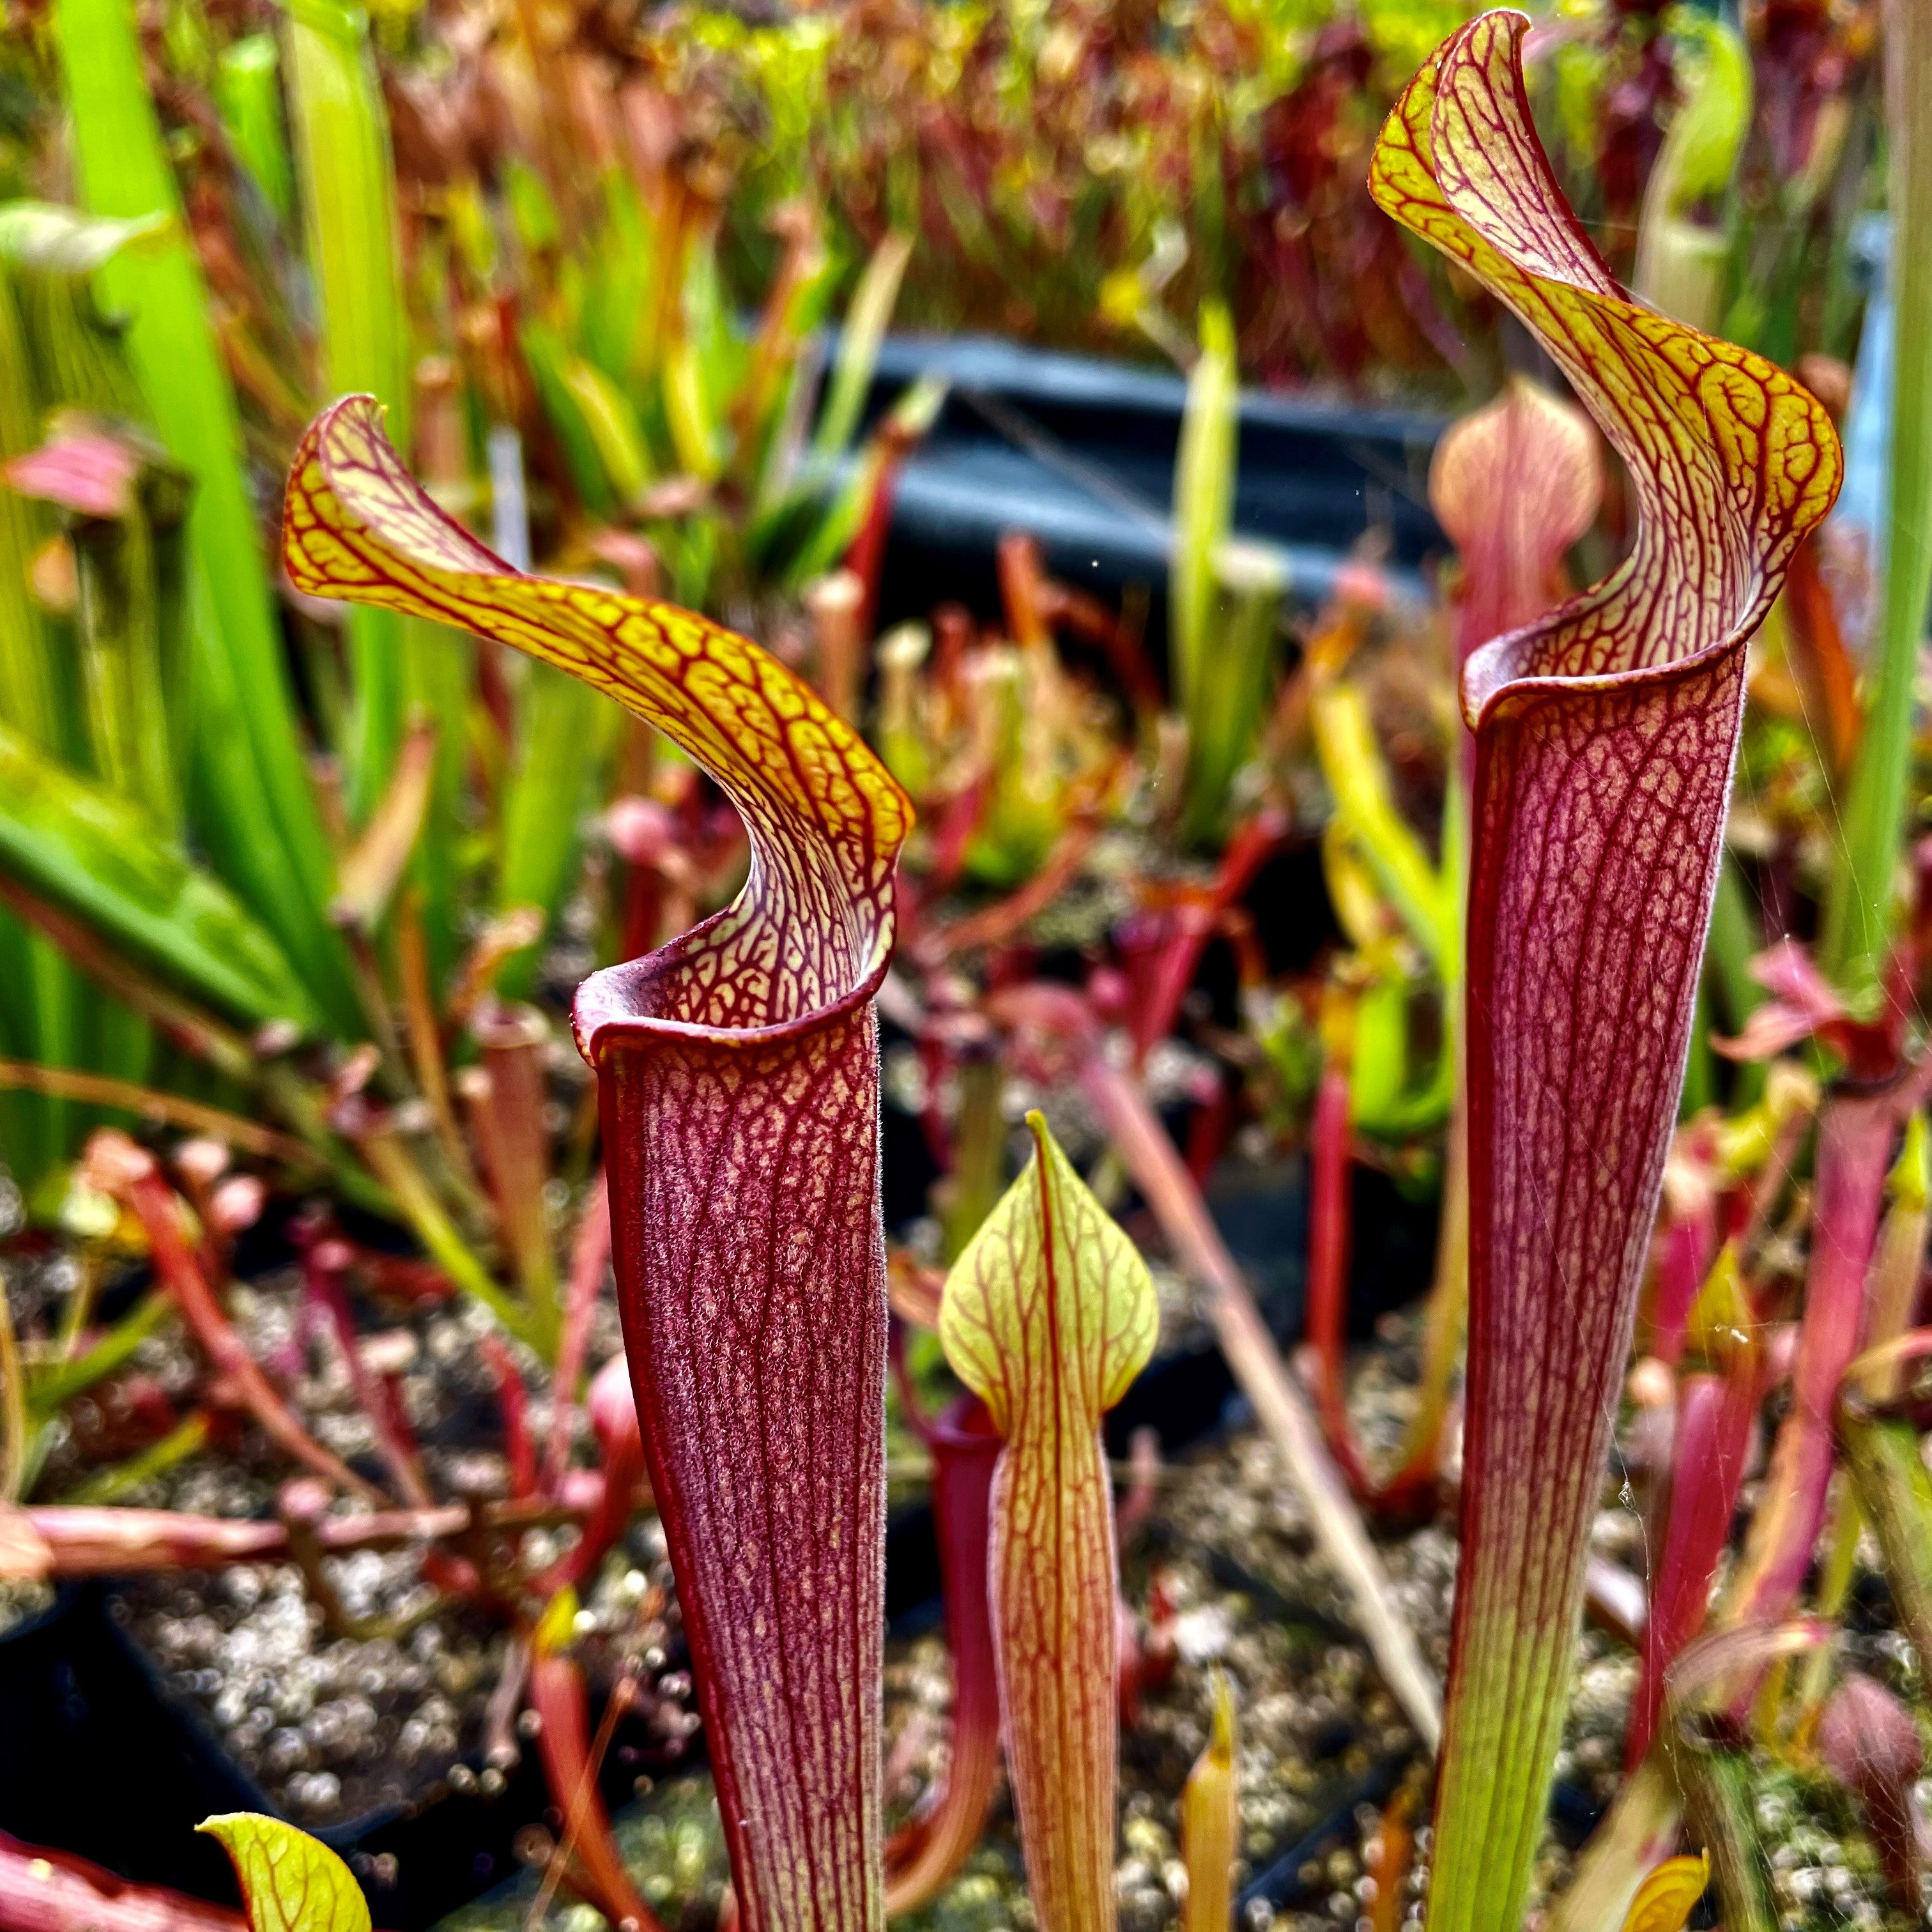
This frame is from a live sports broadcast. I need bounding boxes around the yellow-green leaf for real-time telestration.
[941,1110,1158,1436]
[1619,1852,1709,1932]
[939,1112,1158,1932]
[1311,680,1452,974]
[1181,1672,1239,1932]
[199,1814,371,1932]
[283,395,910,1027]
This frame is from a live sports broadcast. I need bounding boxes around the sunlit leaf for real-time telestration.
[1823,0,1932,997]
[1169,299,1236,722]
[330,716,438,933]
[811,229,913,462]
[1618,1853,1708,1932]
[1632,19,1751,330]
[56,0,357,1030]
[0,723,321,1033]
[0,203,166,277]
[215,37,296,225]
[1311,679,1451,972]
[199,1814,371,1932]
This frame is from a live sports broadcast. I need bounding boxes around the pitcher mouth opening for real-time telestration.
[572,896,898,1069]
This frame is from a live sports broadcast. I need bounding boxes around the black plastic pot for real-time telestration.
[0,1586,258,1905]
[0,1582,682,1931]
[862,332,1448,654]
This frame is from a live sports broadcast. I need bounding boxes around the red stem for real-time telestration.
[91,1138,383,1505]
[305,1239,431,1505]
[913,816,1103,967]
[1648,1196,1717,1369]
[928,775,990,894]
[1013,997,1439,1746]
[1730,1087,1912,1624]
[13,1489,613,1577]
[1131,809,1287,1064]
[1034,578,1164,723]
[1625,1364,1755,1767]
[479,1334,538,1501]
[844,445,910,643]
[540,1356,646,1593]
[607,802,692,968]
[546,1179,614,1496]
[1307,1048,1371,1494]
[528,1652,664,1932]
[995,531,1052,650]
[1818,1673,1931,1913]
[463,1000,558,1321]
[884,1395,1004,1915]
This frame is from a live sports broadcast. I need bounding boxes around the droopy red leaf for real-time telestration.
[1625,1365,1753,1767]
[1370,16,1840,1932]
[884,1394,1003,1915]
[284,397,912,1932]
[940,1113,1160,1932]
[0,1831,249,1932]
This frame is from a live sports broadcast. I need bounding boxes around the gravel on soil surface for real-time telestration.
[19,1266,700,1825]
[423,1377,1928,1932]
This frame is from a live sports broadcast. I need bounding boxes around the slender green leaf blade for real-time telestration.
[1822,0,1932,999]
[1169,300,1236,719]
[54,0,355,1032]
[0,724,320,1032]
[811,230,912,463]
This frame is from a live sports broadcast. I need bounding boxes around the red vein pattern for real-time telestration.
[285,397,912,1932]
[1369,17,1840,1932]
[199,1814,369,1932]
[940,1116,1159,1932]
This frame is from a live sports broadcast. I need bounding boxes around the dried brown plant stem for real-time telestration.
[0,1060,316,1167]
[1080,1051,1442,1750]
[0,882,384,1213]
[4,1485,620,1581]
[544,1180,613,1492]
[396,887,491,1208]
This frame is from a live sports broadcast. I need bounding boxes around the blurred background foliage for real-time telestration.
[0,0,1888,1248]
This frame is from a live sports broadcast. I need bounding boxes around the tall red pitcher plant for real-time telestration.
[283,398,911,1932]
[1370,15,1841,1931]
